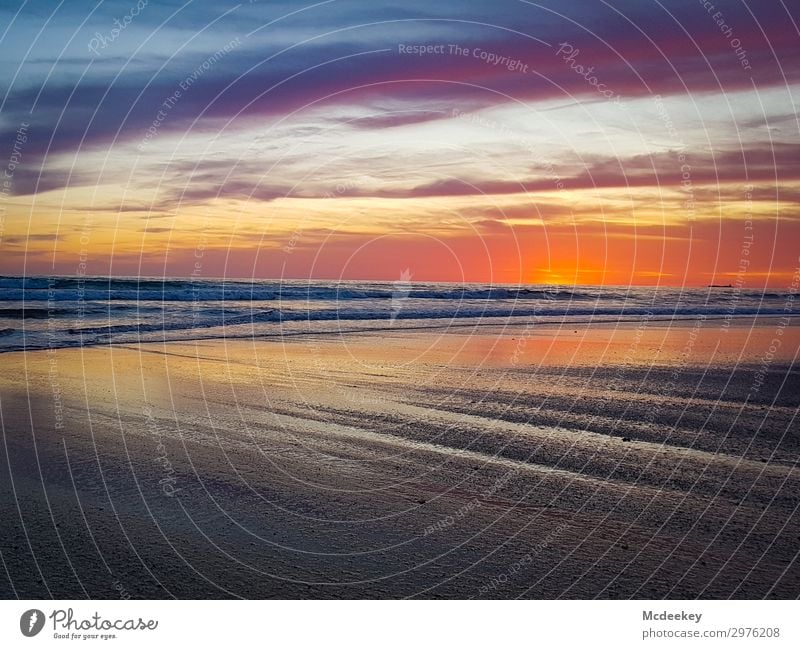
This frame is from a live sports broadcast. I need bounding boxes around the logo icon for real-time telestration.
[20,609,45,637]
[389,268,413,324]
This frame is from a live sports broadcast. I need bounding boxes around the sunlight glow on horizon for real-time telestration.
[1,1,797,287]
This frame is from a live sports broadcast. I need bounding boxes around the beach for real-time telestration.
[0,316,798,598]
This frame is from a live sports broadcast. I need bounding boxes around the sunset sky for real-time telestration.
[0,0,798,286]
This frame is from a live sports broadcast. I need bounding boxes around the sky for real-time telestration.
[0,0,798,286]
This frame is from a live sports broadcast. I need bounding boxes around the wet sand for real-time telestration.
[0,317,798,598]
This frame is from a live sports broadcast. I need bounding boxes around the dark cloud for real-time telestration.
[306,142,800,199]
[3,234,62,245]
[9,167,95,196]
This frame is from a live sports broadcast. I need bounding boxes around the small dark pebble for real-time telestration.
[622,437,632,442]
[417,499,426,504]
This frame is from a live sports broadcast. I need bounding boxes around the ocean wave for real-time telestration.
[55,304,790,336]
[0,276,621,303]
[0,275,792,352]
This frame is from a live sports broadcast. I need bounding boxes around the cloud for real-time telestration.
[134,140,800,209]
[261,142,799,200]
[3,0,798,190]
[8,167,95,196]
[339,110,450,130]
[3,234,62,245]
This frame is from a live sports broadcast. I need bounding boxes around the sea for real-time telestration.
[0,275,790,352]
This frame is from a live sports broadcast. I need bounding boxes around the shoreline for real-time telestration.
[0,312,795,356]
